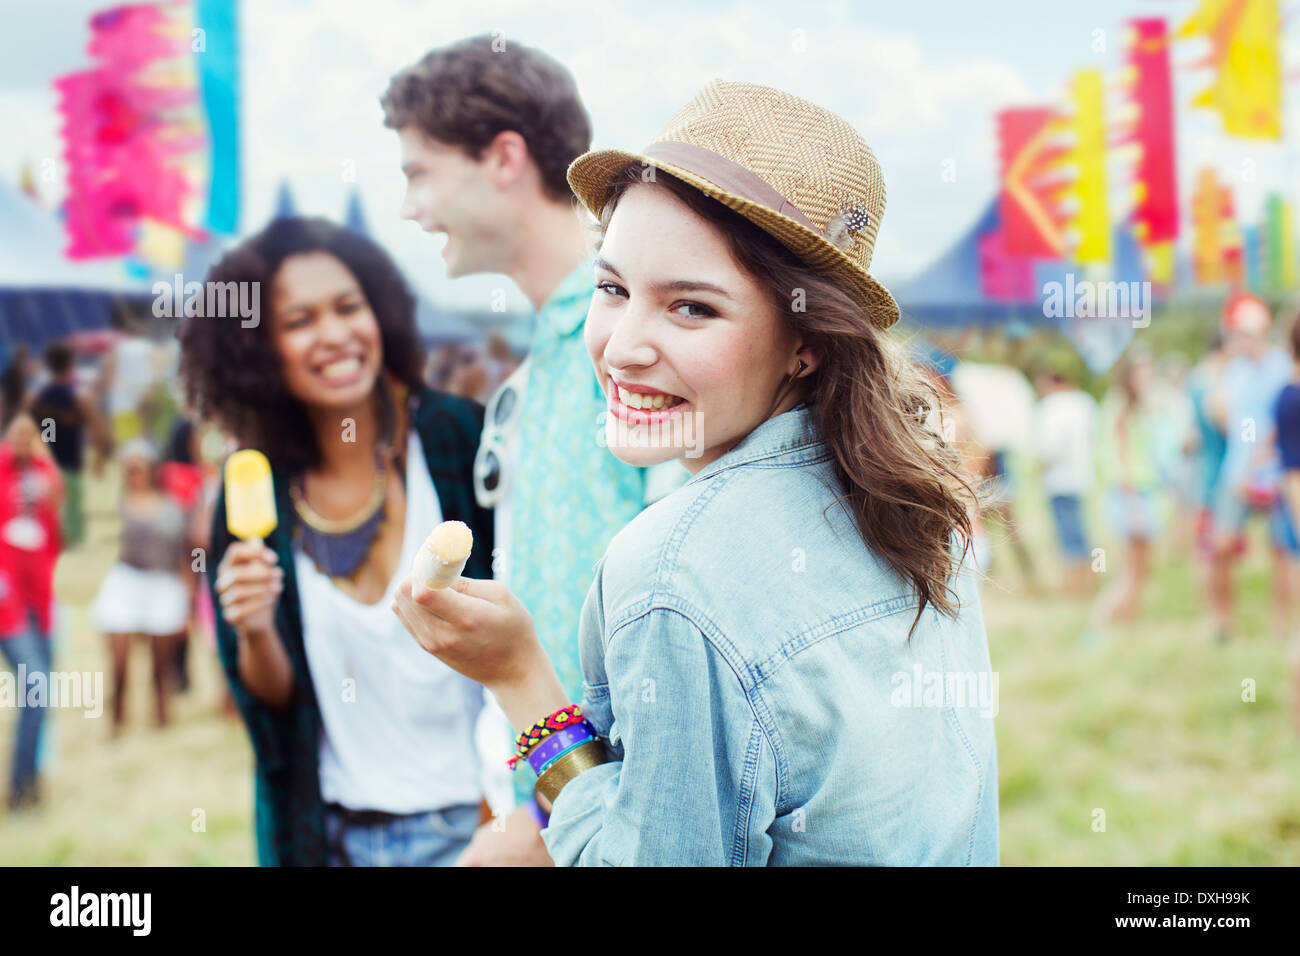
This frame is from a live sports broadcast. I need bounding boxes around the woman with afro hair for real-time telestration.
[180,216,497,866]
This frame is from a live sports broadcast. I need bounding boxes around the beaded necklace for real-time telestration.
[289,381,409,583]
[289,451,388,582]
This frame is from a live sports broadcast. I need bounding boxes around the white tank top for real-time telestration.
[295,430,485,813]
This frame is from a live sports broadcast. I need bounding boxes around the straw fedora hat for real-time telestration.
[567,79,899,328]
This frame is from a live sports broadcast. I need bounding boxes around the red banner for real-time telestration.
[996,107,1068,259]
[1126,18,1179,244]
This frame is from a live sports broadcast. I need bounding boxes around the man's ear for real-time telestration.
[485,129,530,191]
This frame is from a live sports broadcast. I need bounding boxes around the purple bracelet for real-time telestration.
[526,723,596,777]
[525,796,549,829]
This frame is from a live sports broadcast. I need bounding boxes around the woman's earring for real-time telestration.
[786,359,808,386]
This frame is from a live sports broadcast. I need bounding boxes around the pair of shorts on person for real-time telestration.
[1105,488,1161,542]
[1211,484,1298,555]
[91,563,190,635]
[1049,494,1089,561]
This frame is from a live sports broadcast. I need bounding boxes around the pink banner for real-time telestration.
[1127,18,1179,244]
[56,3,207,260]
[978,227,1036,302]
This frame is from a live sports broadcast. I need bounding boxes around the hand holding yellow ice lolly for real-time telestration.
[225,449,278,540]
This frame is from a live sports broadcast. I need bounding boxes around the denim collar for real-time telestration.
[535,254,596,339]
[686,402,828,484]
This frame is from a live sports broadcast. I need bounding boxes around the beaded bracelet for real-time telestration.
[508,704,587,770]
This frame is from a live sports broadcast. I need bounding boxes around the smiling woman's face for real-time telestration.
[268,252,384,414]
[585,183,806,472]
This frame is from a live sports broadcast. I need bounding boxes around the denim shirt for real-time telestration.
[541,404,999,866]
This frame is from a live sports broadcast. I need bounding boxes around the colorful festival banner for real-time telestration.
[1121,18,1179,284]
[55,1,240,266]
[996,107,1069,258]
[1177,0,1282,140]
[196,0,239,234]
[1059,70,1110,265]
[1220,183,1245,286]
[1243,225,1261,291]
[1263,194,1297,291]
[1191,168,1224,284]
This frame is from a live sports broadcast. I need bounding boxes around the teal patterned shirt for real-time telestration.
[506,255,684,804]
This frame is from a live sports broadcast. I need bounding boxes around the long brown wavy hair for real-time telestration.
[596,165,980,630]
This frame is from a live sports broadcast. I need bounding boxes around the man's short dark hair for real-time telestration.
[44,341,74,375]
[380,34,591,204]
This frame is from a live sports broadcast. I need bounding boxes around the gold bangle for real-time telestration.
[534,739,611,805]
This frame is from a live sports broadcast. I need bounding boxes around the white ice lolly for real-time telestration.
[411,520,473,598]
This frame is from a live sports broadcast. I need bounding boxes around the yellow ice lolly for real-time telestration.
[411,520,473,597]
[225,449,278,540]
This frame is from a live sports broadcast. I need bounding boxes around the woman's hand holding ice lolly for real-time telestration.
[217,449,293,708]
[394,521,568,743]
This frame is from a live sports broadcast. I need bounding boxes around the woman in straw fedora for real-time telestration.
[393,80,998,865]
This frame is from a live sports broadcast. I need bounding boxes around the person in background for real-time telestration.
[1271,306,1300,732]
[138,345,183,453]
[159,410,207,695]
[90,439,192,732]
[1207,293,1293,643]
[980,447,1038,593]
[0,412,63,809]
[1150,353,1199,557]
[423,344,458,391]
[425,344,488,400]
[1,344,31,431]
[27,341,103,549]
[186,420,236,717]
[482,331,520,399]
[916,346,990,574]
[445,347,491,402]
[1186,333,1232,569]
[1088,349,1161,637]
[1033,367,1096,596]
[98,321,162,449]
[383,34,687,863]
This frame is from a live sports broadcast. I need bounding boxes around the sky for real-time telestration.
[2,0,1298,313]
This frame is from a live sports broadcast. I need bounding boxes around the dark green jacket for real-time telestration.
[209,388,494,866]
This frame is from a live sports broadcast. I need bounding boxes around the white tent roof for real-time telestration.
[0,181,147,293]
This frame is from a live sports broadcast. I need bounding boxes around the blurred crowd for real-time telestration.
[917,292,1300,655]
[424,331,523,405]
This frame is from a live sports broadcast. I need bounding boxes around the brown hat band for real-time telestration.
[640,141,817,233]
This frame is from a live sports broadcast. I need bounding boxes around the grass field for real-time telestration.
[2,463,1298,866]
